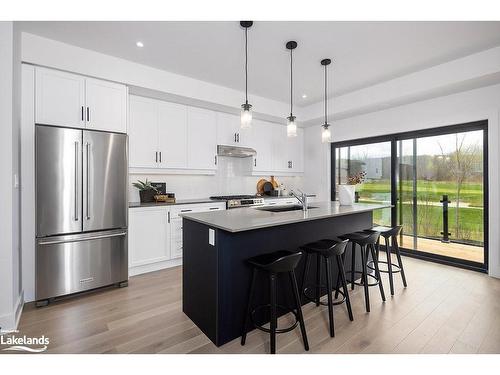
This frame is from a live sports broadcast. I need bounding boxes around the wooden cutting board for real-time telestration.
[256,178,268,194]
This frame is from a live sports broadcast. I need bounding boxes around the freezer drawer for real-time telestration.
[36,230,128,301]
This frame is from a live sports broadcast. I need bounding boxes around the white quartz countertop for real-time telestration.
[181,202,391,233]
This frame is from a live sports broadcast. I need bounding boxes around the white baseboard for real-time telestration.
[129,257,182,277]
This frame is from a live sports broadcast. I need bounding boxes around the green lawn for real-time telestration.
[356,179,484,244]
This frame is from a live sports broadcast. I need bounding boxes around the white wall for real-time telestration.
[303,125,330,202]
[316,83,500,278]
[129,157,304,202]
[0,21,23,331]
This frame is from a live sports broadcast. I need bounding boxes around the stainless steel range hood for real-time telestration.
[217,145,257,158]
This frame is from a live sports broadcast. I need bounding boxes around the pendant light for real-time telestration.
[240,21,253,129]
[321,58,332,143]
[286,41,298,137]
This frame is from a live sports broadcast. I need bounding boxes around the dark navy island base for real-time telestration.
[182,210,374,347]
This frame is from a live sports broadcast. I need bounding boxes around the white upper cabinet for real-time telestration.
[35,67,127,133]
[248,120,273,172]
[84,78,127,133]
[286,127,304,172]
[271,124,289,172]
[35,67,85,128]
[158,101,188,169]
[187,107,217,170]
[216,112,249,146]
[129,96,159,169]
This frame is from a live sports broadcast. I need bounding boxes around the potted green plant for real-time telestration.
[133,179,158,203]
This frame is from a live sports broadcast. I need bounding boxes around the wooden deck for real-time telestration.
[400,235,484,263]
[8,255,500,354]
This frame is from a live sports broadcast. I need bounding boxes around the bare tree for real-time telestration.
[441,135,481,238]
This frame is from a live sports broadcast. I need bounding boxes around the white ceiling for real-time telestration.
[18,21,500,106]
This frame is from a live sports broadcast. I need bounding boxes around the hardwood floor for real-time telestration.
[12,255,500,354]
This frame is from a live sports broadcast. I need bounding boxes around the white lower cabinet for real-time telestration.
[128,207,169,269]
[128,202,226,275]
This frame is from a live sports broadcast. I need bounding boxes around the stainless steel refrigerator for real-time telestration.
[35,125,128,305]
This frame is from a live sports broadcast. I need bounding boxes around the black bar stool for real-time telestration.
[364,225,408,296]
[241,250,309,354]
[299,238,353,337]
[339,231,386,312]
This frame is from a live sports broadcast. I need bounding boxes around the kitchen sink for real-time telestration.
[256,205,318,213]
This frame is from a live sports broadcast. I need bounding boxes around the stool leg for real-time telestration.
[350,242,356,290]
[241,268,257,345]
[360,244,370,312]
[324,256,335,337]
[394,237,407,287]
[289,271,310,351]
[337,255,353,321]
[370,244,386,302]
[334,272,341,299]
[385,236,395,296]
[269,273,277,354]
[376,236,381,261]
[315,254,322,306]
[300,252,311,299]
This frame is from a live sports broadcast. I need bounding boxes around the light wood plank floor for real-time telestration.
[12,256,500,354]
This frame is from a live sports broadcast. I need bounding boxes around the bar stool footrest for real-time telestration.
[347,271,381,287]
[303,285,347,306]
[250,304,299,334]
[367,260,401,274]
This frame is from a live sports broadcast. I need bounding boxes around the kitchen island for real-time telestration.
[182,201,391,346]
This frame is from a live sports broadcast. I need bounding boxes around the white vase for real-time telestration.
[338,184,356,206]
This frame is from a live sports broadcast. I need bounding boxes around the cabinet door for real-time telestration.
[158,101,188,168]
[287,127,304,172]
[85,78,127,133]
[216,112,239,146]
[35,67,85,128]
[128,96,159,168]
[129,208,169,267]
[249,120,274,172]
[187,107,217,170]
[271,124,288,172]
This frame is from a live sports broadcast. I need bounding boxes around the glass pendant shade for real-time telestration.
[240,103,252,129]
[321,124,332,143]
[287,115,297,137]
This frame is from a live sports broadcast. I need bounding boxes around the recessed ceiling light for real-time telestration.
[302,94,307,98]
[136,41,144,48]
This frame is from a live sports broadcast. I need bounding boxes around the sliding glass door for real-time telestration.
[397,131,485,264]
[332,121,488,271]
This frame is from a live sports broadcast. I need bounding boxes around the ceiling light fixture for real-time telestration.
[321,58,332,143]
[136,41,144,48]
[240,21,253,129]
[302,94,307,99]
[286,41,298,137]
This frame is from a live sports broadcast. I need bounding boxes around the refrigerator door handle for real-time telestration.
[86,142,91,220]
[74,141,79,221]
[38,231,127,246]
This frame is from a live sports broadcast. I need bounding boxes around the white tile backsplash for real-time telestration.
[129,157,303,201]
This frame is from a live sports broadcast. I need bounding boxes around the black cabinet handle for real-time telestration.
[86,107,90,122]
[81,106,84,121]
[180,209,192,213]
[237,133,240,143]
[215,155,217,165]
[155,151,158,163]
[254,158,256,167]
[234,133,237,142]
[159,151,162,163]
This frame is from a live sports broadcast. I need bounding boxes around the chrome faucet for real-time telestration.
[290,189,315,212]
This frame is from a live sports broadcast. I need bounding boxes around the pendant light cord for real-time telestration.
[290,48,293,116]
[245,27,248,105]
[324,64,327,124]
